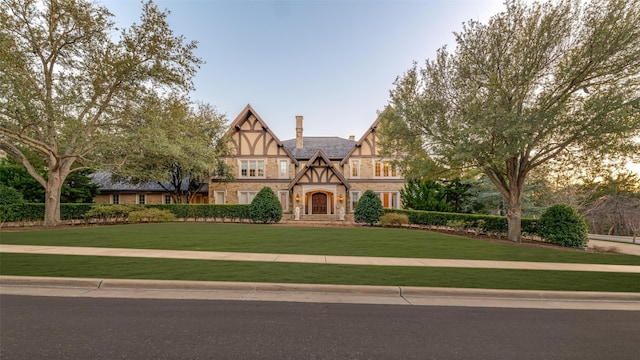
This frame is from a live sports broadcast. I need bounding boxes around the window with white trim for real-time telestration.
[214,191,226,204]
[240,160,265,178]
[138,194,146,205]
[350,159,360,178]
[278,191,289,211]
[164,194,172,204]
[278,159,289,178]
[374,160,397,177]
[238,191,258,204]
[111,194,120,204]
[375,191,400,209]
[350,191,360,212]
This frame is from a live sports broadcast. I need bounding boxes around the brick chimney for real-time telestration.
[349,135,355,141]
[296,115,303,148]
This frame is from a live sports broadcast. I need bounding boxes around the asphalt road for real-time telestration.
[1,295,639,360]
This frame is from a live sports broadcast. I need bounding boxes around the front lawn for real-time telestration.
[2,253,639,292]
[1,223,638,265]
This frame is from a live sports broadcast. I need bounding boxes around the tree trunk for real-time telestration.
[44,170,64,227]
[507,193,523,242]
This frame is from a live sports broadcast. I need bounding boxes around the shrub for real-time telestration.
[0,185,24,205]
[355,190,384,225]
[85,204,143,223]
[249,187,282,224]
[127,208,176,223]
[379,212,409,227]
[538,204,588,248]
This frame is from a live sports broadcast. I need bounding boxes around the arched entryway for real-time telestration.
[311,192,328,214]
[305,191,334,214]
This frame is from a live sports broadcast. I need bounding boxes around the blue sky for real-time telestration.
[105,0,506,140]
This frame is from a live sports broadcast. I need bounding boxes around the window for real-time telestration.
[279,160,289,178]
[375,191,400,209]
[350,159,360,178]
[350,191,360,212]
[240,160,265,178]
[214,191,226,204]
[164,194,172,204]
[111,194,119,204]
[278,191,289,211]
[138,194,146,205]
[374,160,397,177]
[238,191,258,204]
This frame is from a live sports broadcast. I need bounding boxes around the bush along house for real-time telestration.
[210,104,404,221]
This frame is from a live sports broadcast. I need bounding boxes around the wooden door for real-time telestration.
[311,193,327,214]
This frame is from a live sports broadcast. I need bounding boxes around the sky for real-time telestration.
[101,0,639,176]
[103,0,507,141]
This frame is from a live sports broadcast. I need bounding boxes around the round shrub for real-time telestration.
[249,187,282,224]
[354,190,384,225]
[0,185,24,205]
[379,212,409,227]
[538,204,588,248]
[127,208,176,223]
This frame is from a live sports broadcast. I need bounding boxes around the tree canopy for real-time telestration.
[0,0,203,225]
[381,0,640,241]
[113,96,232,204]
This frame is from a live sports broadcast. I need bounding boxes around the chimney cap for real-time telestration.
[349,135,355,141]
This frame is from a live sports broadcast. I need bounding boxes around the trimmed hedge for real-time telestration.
[147,204,251,222]
[386,209,539,238]
[0,203,94,222]
[1,203,251,223]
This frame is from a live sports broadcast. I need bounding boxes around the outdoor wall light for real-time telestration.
[337,196,344,201]
[295,195,301,202]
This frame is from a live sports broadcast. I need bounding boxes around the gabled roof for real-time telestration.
[282,137,356,160]
[227,104,298,165]
[340,116,382,166]
[90,171,207,192]
[287,150,351,191]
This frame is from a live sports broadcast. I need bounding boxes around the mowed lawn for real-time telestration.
[1,223,638,265]
[1,223,639,292]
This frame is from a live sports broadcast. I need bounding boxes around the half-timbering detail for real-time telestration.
[209,104,404,220]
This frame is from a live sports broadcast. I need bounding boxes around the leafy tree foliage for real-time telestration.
[354,190,384,225]
[249,187,282,224]
[0,0,202,225]
[381,0,640,241]
[539,204,588,248]
[401,179,450,212]
[114,97,232,204]
[0,155,98,203]
[0,184,24,205]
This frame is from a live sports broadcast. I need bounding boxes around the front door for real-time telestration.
[311,193,328,214]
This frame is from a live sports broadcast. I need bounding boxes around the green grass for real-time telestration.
[1,253,639,292]
[1,223,638,265]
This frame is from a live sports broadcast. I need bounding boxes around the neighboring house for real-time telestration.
[210,104,404,220]
[91,171,208,205]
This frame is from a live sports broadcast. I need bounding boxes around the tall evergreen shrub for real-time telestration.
[354,190,384,225]
[249,187,282,224]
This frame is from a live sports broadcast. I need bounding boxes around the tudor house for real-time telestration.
[210,104,404,220]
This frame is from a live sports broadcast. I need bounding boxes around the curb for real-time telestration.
[2,275,640,302]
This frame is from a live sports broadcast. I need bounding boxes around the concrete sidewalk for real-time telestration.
[2,276,640,311]
[1,244,639,273]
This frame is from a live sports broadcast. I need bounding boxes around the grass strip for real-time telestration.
[2,253,639,293]
[1,223,638,265]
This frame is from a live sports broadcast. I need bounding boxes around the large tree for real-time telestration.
[381,0,640,241]
[0,0,202,225]
[114,96,232,204]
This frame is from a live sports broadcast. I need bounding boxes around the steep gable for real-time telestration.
[226,104,297,163]
[288,150,350,190]
[340,116,382,166]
